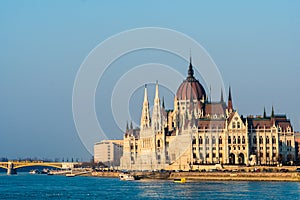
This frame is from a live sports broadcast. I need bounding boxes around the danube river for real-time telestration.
[0,173,300,199]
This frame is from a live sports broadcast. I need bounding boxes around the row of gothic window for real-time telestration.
[252,136,276,145]
[228,136,246,144]
[193,136,223,145]
[158,135,281,148]
[192,153,223,159]
[229,146,246,150]
[193,136,247,145]
[193,147,223,151]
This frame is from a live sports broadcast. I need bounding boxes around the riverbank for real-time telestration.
[90,171,300,182]
[170,171,300,182]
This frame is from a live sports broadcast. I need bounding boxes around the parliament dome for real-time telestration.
[176,61,206,101]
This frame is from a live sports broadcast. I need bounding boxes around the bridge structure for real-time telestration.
[0,161,79,175]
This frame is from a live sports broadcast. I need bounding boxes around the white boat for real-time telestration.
[66,173,76,177]
[29,169,40,174]
[66,169,76,177]
[119,173,135,181]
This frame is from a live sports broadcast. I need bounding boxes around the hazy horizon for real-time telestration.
[0,1,299,161]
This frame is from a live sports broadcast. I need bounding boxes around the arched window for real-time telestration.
[242,136,245,144]
[266,136,270,144]
[272,136,276,144]
[157,140,161,148]
[192,138,196,145]
[253,136,257,144]
[237,122,241,129]
[237,136,241,144]
[212,136,216,144]
[232,122,236,129]
[206,136,209,144]
[219,136,222,144]
[199,136,203,145]
[233,136,236,144]
[259,136,263,144]
[228,136,231,144]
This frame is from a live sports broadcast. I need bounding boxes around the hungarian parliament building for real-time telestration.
[120,60,296,171]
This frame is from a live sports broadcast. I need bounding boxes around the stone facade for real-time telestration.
[120,60,296,170]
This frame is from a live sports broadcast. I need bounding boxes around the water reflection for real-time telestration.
[1,173,300,200]
[136,180,300,200]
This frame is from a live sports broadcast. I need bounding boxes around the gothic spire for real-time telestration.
[154,81,159,101]
[130,121,133,130]
[271,105,275,118]
[162,96,165,109]
[143,84,148,102]
[228,86,233,111]
[152,81,162,131]
[228,86,232,101]
[126,121,129,131]
[220,88,224,102]
[187,56,194,79]
[140,84,150,129]
[263,107,266,118]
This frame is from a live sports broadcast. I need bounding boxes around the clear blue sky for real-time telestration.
[0,0,299,161]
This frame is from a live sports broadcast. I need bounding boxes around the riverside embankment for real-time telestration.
[91,168,300,182]
[169,171,300,182]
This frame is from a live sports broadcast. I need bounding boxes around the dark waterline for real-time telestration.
[0,173,299,199]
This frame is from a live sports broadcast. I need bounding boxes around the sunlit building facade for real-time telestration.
[94,140,123,167]
[120,60,296,170]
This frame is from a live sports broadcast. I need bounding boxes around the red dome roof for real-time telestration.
[176,62,206,101]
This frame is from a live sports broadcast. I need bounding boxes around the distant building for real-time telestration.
[120,58,296,171]
[94,140,123,167]
[294,132,300,162]
[62,163,75,169]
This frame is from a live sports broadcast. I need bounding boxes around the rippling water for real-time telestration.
[0,173,300,199]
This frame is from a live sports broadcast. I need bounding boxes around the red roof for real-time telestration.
[198,119,226,129]
[204,103,226,116]
[247,115,293,132]
[176,79,206,101]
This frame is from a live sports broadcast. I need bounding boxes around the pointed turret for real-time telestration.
[220,88,224,102]
[228,86,233,112]
[152,81,162,131]
[126,121,129,132]
[228,86,232,101]
[144,84,148,102]
[154,81,159,102]
[162,96,165,109]
[263,107,266,118]
[187,56,195,81]
[130,121,133,130]
[140,84,150,130]
[209,85,212,103]
[271,106,275,126]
